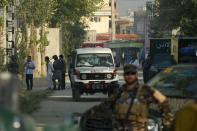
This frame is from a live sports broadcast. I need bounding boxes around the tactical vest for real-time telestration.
[115,86,151,124]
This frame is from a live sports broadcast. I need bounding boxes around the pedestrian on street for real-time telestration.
[24,56,35,90]
[7,56,19,74]
[130,53,140,69]
[52,55,62,90]
[45,56,54,90]
[143,54,152,83]
[99,64,173,131]
[59,54,66,90]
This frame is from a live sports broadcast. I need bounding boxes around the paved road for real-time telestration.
[32,70,144,128]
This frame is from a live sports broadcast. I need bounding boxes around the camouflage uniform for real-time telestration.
[111,83,172,131]
[104,65,173,131]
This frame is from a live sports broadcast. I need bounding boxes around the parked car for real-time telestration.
[75,64,197,131]
[148,64,197,112]
[148,53,176,81]
[69,48,119,101]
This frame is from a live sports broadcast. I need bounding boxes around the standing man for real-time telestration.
[59,55,66,90]
[52,55,62,90]
[7,56,19,74]
[24,56,35,90]
[45,56,54,90]
[143,54,152,83]
[98,64,173,131]
[130,54,140,69]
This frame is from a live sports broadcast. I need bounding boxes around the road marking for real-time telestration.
[118,76,143,80]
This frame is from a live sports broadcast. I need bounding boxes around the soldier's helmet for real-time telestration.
[123,64,137,74]
[0,72,18,112]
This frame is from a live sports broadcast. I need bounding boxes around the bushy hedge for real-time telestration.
[19,90,52,114]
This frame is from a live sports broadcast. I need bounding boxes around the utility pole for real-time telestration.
[111,0,116,40]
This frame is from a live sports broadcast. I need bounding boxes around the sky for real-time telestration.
[116,0,149,16]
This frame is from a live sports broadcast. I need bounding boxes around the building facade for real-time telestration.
[144,0,155,56]
[85,0,117,42]
[116,17,134,34]
[133,8,146,36]
[86,0,112,34]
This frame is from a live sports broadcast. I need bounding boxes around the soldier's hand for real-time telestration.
[162,113,174,131]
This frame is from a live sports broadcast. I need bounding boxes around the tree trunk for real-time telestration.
[0,20,4,71]
[30,24,39,77]
[40,26,46,77]
[40,49,45,76]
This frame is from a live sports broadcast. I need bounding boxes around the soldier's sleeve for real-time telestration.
[101,93,117,109]
[100,88,122,110]
[151,88,173,128]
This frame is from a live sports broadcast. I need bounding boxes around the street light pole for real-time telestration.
[111,0,116,40]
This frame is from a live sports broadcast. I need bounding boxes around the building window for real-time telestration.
[109,20,112,28]
[90,17,94,22]
[109,1,116,9]
[90,17,101,22]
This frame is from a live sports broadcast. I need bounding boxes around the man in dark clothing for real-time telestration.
[143,55,152,83]
[52,55,62,90]
[7,56,19,74]
[59,55,66,90]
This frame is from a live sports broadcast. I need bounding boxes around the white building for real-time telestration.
[85,0,117,42]
[86,0,112,34]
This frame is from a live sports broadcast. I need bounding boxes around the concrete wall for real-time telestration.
[27,28,61,77]
[45,28,61,58]
[85,30,97,42]
[38,28,60,77]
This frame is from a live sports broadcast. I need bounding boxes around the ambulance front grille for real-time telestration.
[85,118,112,131]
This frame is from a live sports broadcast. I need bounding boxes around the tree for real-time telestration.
[17,0,56,76]
[151,0,197,36]
[0,13,5,71]
[61,21,87,57]
[0,0,11,7]
[16,0,104,76]
[50,0,104,60]
[0,47,4,71]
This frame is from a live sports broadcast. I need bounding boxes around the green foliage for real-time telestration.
[16,0,104,66]
[51,0,104,58]
[0,0,15,7]
[151,0,197,36]
[0,0,11,7]
[50,0,104,26]
[17,0,56,27]
[0,17,3,27]
[38,29,49,53]
[0,47,5,71]
[17,0,56,58]
[62,22,87,58]
[0,16,4,72]
[15,29,28,75]
[19,90,51,114]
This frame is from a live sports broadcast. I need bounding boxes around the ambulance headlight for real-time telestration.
[106,74,112,79]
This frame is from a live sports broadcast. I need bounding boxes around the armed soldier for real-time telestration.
[100,64,173,131]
